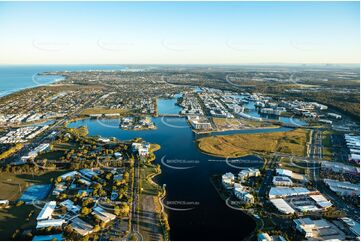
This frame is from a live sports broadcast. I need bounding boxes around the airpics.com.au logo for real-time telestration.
[161,199,200,211]
[225,39,263,52]
[95,117,120,129]
[161,155,200,170]
[160,116,189,129]
[225,197,246,211]
[286,157,321,173]
[97,39,135,52]
[289,40,324,52]
[208,155,264,170]
[32,39,70,52]
[161,39,200,52]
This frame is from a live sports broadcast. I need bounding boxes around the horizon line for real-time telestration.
[0,63,359,66]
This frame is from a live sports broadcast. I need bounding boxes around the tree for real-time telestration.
[16,201,24,206]
[105,172,113,181]
[123,172,129,181]
[80,207,91,216]
[99,189,107,197]
[82,198,93,207]
[114,206,121,216]
[58,193,68,200]
[93,183,102,190]
[119,202,130,216]
[93,224,101,233]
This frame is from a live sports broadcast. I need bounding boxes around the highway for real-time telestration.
[307,129,360,222]
[258,155,279,199]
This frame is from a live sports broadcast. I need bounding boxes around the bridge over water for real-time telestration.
[157,114,185,118]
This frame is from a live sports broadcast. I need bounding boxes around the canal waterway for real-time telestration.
[68,93,299,241]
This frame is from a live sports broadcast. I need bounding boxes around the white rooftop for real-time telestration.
[269,186,311,198]
[36,201,56,221]
[270,198,295,214]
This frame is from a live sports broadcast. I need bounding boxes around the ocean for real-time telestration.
[0,65,126,97]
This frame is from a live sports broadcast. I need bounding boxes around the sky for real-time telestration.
[0,1,359,64]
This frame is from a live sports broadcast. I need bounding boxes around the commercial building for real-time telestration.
[36,219,65,229]
[340,217,360,238]
[59,171,80,181]
[272,176,293,186]
[91,206,116,223]
[131,142,150,156]
[260,108,283,116]
[327,113,342,119]
[321,161,360,175]
[271,193,333,214]
[52,183,67,196]
[238,168,260,181]
[270,198,295,214]
[294,218,345,240]
[79,169,98,180]
[37,201,56,221]
[345,134,360,163]
[276,168,307,182]
[60,199,81,214]
[323,179,360,196]
[188,116,212,130]
[233,183,254,203]
[276,168,292,177]
[70,217,94,236]
[222,172,235,189]
[21,143,50,161]
[269,187,311,199]
[309,194,333,209]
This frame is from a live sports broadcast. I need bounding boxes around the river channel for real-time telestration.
[68,97,297,240]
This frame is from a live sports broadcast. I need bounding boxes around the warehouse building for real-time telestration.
[270,198,295,214]
[269,187,312,199]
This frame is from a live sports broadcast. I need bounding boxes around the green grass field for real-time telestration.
[0,170,67,201]
[0,170,69,239]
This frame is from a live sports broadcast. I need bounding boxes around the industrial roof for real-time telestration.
[270,198,295,214]
[269,186,311,198]
[36,201,56,221]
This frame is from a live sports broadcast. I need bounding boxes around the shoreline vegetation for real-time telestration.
[140,143,169,240]
[197,129,310,158]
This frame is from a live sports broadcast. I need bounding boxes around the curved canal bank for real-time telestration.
[67,117,291,240]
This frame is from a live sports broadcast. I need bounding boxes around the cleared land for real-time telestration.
[212,117,279,131]
[197,129,309,158]
[322,130,333,161]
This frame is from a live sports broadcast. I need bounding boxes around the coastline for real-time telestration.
[0,73,65,98]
